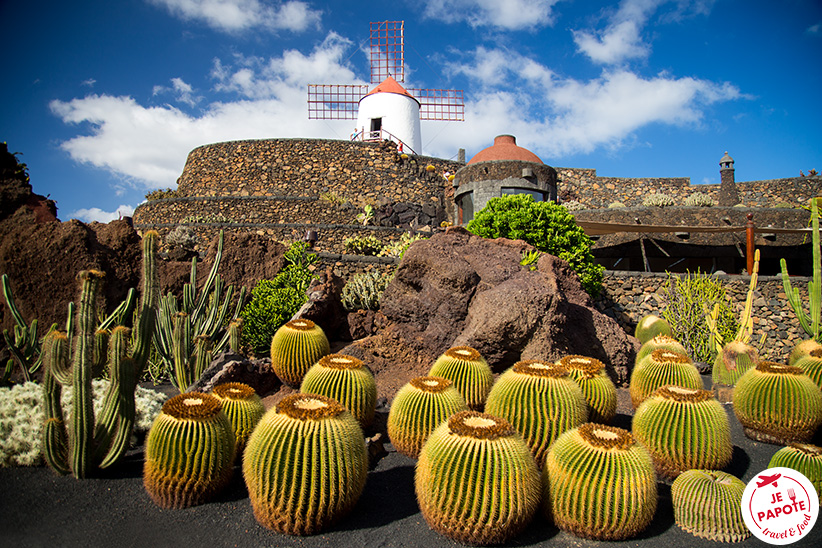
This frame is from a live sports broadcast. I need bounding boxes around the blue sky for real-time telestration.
[1,0,820,222]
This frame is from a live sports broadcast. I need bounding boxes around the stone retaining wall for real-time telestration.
[595,270,809,363]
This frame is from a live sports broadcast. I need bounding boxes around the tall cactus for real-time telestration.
[782,198,822,340]
[1,274,48,384]
[41,231,159,478]
[154,230,246,391]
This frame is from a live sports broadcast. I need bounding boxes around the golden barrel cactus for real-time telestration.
[269,319,330,386]
[387,376,468,458]
[558,355,617,424]
[793,348,822,389]
[768,443,822,498]
[632,386,732,479]
[712,340,758,386]
[630,348,703,408]
[428,346,493,410]
[635,334,688,365]
[671,470,750,542]
[415,410,541,545]
[300,354,377,429]
[485,360,588,466]
[143,392,236,509]
[634,314,672,344]
[243,393,367,535]
[210,382,265,454]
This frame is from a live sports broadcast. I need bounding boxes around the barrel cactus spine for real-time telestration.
[733,361,822,444]
[634,314,672,344]
[635,334,688,365]
[387,376,468,459]
[243,393,368,535]
[415,410,541,545]
[270,318,330,387]
[793,348,822,389]
[428,346,493,410]
[210,382,265,454]
[630,348,703,409]
[300,354,377,429]
[558,355,617,424]
[768,443,822,497]
[143,392,236,508]
[485,360,588,466]
[632,386,732,480]
[544,423,657,541]
[671,470,750,542]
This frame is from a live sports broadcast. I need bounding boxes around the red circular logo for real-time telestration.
[741,467,819,545]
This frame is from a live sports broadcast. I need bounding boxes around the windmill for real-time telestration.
[307,21,464,156]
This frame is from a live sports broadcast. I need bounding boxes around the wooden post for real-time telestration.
[746,213,755,275]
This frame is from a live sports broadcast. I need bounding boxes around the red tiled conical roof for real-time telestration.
[468,135,543,165]
[363,76,417,101]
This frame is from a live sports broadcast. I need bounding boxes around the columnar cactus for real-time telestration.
[300,354,377,429]
[793,348,822,389]
[781,198,822,340]
[635,334,688,365]
[387,376,468,458]
[415,410,541,545]
[544,423,657,541]
[243,393,368,535]
[671,470,750,542]
[632,386,732,479]
[634,314,672,344]
[789,338,822,365]
[427,346,493,410]
[143,392,236,508]
[42,231,159,478]
[485,360,588,465]
[733,361,822,444]
[270,318,330,387]
[711,340,758,386]
[210,382,265,454]
[630,348,703,408]
[558,355,617,423]
[768,443,822,497]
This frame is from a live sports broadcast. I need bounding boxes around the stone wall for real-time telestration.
[595,270,809,363]
[557,166,821,209]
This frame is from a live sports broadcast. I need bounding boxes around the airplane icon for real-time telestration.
[756,473,781,488]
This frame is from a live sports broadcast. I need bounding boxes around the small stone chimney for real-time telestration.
[718,151,739,206]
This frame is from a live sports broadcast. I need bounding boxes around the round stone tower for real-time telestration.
[452,135,557,224]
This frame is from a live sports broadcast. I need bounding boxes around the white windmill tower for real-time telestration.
[308,21,464,155]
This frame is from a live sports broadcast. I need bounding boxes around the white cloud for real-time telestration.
[807,23,821,35]
[81,78,96,87]
[147,0,321,33]
[152,77,202,106]
[49,34,360,190]
[72,204,136,223]
[572,0,715,65]
[421,0,562,30]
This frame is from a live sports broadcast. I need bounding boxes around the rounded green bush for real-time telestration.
[210,382,265,455]
[712,340,758,386]
[634,314,672,344]
[387,376,468,459]
[793,348,822,389]
[428,346,493,411]
[465,193,604,295]
[485,360,588,466]
[243,393,367,535]
[633,386,732,479]
[733,361,822,444]
[768,443,822,498]
[789,338,822,365]
[671,470,750,542]
[558,355,617,424]
[635,334,688,365]
[270,318,330,387]
[630,349,703,408]
[143,392,236,509]
[300,354,377,429]
[415,410,541,545]
[544,423,657,541]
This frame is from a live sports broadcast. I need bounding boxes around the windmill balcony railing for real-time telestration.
[351,128,417,156]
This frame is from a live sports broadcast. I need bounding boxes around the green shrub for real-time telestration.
[660,271,738,364]
[341,270,394,311]
[145,188,179,201]
[344,234,383,256]
[181,213,233,224]
[379,233,427,258]
[466,194,604,295]
[684,192,715,207]
[0,380,166,467]
[643,193,676,207]
[240,242,318,355]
